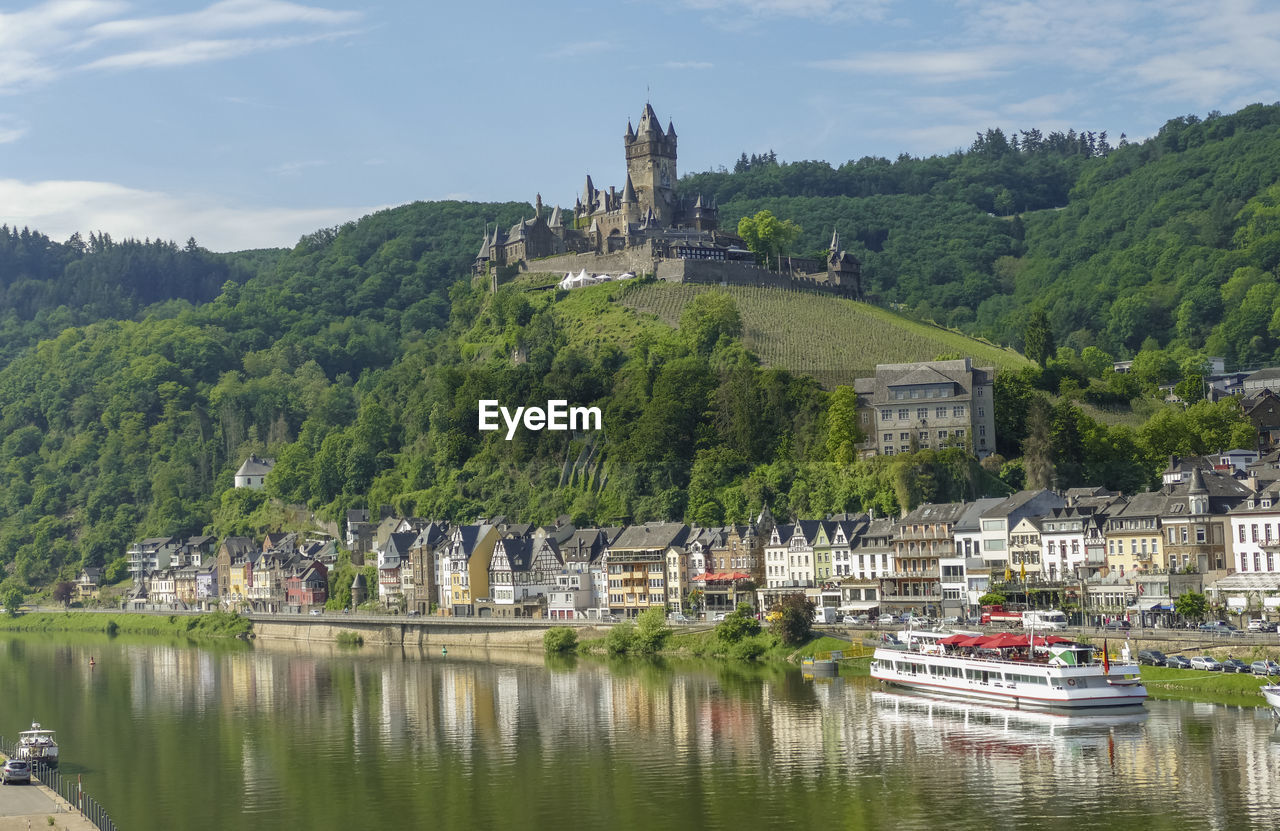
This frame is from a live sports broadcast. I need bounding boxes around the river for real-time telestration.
[1,633,1278,830]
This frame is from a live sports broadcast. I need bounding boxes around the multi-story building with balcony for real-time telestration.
[882,502,966,617]
[854,358,998,459]
[604,522,690,619]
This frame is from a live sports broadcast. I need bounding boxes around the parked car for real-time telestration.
[877,614,897,626]
[1189,655,1223,671]
[406,609,421,617]
[1247,618,1277,633]
[712,612,728,622]
[1199,621,1241,635]
[1220,658,1250,674]
[1164,655,1192,669]
[1137,649,1168,666]
[1103,620,1131,631]
[941,616,961,626]
[309,608,323,616]
[668,613,691,624]
[1251,660,1280,676]
[2,759,30,785]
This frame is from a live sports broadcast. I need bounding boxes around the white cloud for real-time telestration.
[0,178,376,251]
[83,29,353,69]
[0,0,360,93]
[0,116,28,143]
[812,49,1008,81]
[547,40,613,59]
[678,0,891,19]
[268,159,328,176]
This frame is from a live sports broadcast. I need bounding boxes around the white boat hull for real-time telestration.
[1262,685,1280,717]
[872,647,1147,710]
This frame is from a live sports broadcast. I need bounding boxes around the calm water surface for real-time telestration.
[1,633,1278,831]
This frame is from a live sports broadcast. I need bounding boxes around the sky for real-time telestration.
[3,0,1280,251]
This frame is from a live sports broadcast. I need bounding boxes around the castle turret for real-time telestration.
[625,104,678,226]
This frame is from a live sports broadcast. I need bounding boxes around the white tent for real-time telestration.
[618,272,635,280]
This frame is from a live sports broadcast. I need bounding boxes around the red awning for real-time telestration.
[983,633,1027,649]
[938,634,970,645]
[956,635,993,648]
[692,572,752,582]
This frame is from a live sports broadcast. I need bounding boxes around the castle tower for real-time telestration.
[827,228,863,299]
[625,104,678,226]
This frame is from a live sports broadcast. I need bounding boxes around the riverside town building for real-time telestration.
[114,449,1280,626]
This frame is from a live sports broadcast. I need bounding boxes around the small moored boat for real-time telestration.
[15,723,58,768]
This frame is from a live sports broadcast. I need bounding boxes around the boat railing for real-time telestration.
[874,645,1137,673]
[0,735,119,831]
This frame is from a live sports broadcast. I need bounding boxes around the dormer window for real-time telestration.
[1264,499,1273,509]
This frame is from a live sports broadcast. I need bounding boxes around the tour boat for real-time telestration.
[16,722,58,767]
[1261,684,1280,718]
[871,628,1147,710]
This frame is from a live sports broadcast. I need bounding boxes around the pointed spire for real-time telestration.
[666,119,676,138]
[622,174,637,204]
[1188,466,1207,494]
[583,174,595,209]
[829,228,840,252]
[693,193,704,209]
[626,120,635,141]
[638,103,663,137]
[549,205,562,227]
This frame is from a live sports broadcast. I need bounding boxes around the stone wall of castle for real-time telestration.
[522,249,856,299]
[522,244,658,277]
[655,259,856,297]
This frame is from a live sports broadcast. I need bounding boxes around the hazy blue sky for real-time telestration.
[2,0,1279,250]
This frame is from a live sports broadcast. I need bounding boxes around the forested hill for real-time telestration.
[679,103,1280,366]
[3,104,1280,596]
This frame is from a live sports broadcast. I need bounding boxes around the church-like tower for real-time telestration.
[624,104,678,226]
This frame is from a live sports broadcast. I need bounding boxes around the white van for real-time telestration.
[1022,609,1068,630]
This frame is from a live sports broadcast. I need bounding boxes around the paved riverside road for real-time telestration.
[0,781,95,831]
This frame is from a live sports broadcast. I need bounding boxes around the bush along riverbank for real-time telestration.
[556,604,870,674]
[0,610,252,639]
[1139,664,1277,708]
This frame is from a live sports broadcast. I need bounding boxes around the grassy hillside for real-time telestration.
[618,282,1031,387]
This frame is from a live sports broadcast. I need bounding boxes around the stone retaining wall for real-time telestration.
[252,620,609,649]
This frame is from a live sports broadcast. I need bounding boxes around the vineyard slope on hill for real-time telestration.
[618,282,1030,387]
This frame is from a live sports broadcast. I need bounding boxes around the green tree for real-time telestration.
[1,584,23,616]
[1024,306,1055,368]
[634,606,672,654]
[543,626,579,654]
[1175,590,1208,623]
[737,210,802,266]
[1022,395,1055,489]
[714,602,762,644]
[770,592,815,646]
[825,386,863,464]
[679,292,742,355]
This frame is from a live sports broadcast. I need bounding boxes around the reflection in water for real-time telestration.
[2,635,1280,830]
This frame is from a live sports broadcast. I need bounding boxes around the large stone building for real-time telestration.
[854,358,997,459]
[474,104,864,297]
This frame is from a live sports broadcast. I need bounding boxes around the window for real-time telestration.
[979,425,986,436]
[1242,554,1249,572]
[936,407,947,418]
[1255,553,1262,572]
[900,432,909,441]
[953,406,964,417]
[938,429,948,439]
[898,408,909,420]
[977,407,985,417]
[955,428,965,437]
[1253,524,1259,542]
[917,408,928,420]
[920,431,929,440]
[881,408,893,420]
[1196,527,1206,544]
[861,412,869,424]
[883,433,893,442]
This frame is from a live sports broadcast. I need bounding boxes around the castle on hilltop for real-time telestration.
[475,104,863,299]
